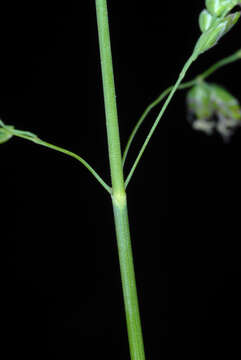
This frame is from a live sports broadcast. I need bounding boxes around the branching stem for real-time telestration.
[122,49,241,168]
[0,123,111,194]
[125,54,196,188]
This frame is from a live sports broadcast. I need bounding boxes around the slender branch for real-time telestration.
[0,122,112,194]
[198,48,241,79]
[34,139,112,194]
[122,80,195,166]
[122,48,241,167]
[125,54,196,189]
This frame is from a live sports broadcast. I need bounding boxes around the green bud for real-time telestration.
[210,84,241,120]
[187,82,215,135]
[194,11,240,56]
[187,83,213,119]
[0,119,39,144]
[186,82,241,141]
[211,83,241,141]
[0,120,14,144]
[199,9,214,32]
[205,0,239,17]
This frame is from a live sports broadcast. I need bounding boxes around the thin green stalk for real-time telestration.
[95,0,124,195]
[198,48,241,79]
[0,122,112,194]
[122,80,195,166]
[122,48,241,167]
[112,194,146,360]
[125,54,196,189]
[34,139,112,194]
[95,1,145,359]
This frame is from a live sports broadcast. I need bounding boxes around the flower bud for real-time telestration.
[187,83,213,119]
[205,0,239,17]
[210,84,241,119]
[199,9,214,32]
[194,11,240,56]
[210,84,241,141]
[186,82,241,141]
[186,83,216,134]
[0,120,14,144]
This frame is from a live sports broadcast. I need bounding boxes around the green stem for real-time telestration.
[95,1,145,359]
[122,48,241,167]
[95,0,124,195]
[1,126,112,194]
[198,48,241,80]
[112,195,146,360]
[122,80,195,166]
[35,139,112,193]
[125,54,196,189]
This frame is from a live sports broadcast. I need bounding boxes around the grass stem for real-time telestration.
[95,1,146,358]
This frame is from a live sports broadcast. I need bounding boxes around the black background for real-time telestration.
[1,1,241,359]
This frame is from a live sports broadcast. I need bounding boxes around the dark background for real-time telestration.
[1,1,240,359]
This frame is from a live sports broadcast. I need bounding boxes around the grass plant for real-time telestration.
[1,1,241,359]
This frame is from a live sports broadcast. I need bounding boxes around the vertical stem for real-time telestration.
[95,1,146,359]
[95,0,124,196]
[112,195,146,360]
